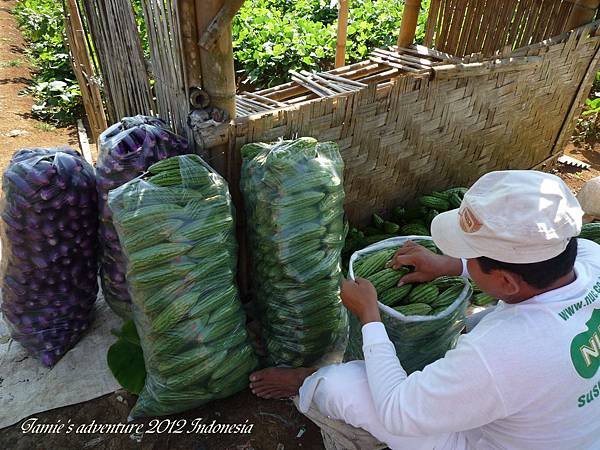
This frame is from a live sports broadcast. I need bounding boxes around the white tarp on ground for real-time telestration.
[0,292,122,429]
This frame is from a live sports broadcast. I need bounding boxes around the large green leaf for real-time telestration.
[107,321,146,395]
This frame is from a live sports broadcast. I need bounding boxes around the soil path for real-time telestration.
[0,0,77,179]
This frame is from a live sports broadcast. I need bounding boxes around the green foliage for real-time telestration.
[12,0,431,121]
[107,321,146,395]
[573,71,600,144]
[233,0,430,89]
[13,0,82,124]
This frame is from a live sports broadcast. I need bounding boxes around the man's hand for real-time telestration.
[341,278,381,325]
[386,240,463,285]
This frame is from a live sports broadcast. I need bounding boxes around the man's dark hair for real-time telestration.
[477,238,578,289]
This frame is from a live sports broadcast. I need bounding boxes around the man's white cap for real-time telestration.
[431,170,583,263]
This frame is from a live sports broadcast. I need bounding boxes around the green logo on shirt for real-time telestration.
[571,308,600,379]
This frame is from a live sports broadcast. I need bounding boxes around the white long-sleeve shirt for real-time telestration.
[362,238,600,450]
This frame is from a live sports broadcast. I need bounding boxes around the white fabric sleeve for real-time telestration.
[460,258,470,278]
[361,322,508,437]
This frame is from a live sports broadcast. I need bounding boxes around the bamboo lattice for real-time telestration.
[139,0,192,141]
[81,0,154,122]
[424,0,580,57]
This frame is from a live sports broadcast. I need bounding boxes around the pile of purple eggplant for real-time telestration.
[96,116,190,318]
[0,148,98,367]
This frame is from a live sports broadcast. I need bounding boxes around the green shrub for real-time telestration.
[13,0,82,124]
[233,0,430,90]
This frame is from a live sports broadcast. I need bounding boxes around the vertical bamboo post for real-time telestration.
[565,0,600,31]
[197,0,236,117]
[196,0,237,173]
[335,0,349,68]
[397,0,422,49]
[194,1,247,299]
[63,0,107,143]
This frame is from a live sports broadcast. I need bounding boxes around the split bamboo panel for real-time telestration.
[81,0,154,122]
[424,0,582,57]
[140,0,191,141]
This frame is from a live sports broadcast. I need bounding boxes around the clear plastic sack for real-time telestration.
[344,236,471,374]
[0,147,98,367]
[96,116,190,319]
[241,138,349,367]
[108,154,257,418]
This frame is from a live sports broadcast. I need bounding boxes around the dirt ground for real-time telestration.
[556,142,600,191]
[1,389,324,450]
[1,0,600,449]
[0,0,78,176]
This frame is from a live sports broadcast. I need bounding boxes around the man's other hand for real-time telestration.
[341,278,381,325]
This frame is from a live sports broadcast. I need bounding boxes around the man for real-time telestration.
[250,170,600,449]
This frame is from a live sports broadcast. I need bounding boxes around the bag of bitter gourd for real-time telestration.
[108,154,257,418]
[345,236,471,374]
[241,137,348,367]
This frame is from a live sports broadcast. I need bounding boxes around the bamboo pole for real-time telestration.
[335,0,349,68]
[197,0,237,118]
[565,0,600,31]
[63,0,107,142]
[397,0,422,49]
[196,0,238,174]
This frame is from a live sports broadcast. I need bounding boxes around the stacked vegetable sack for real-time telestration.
[579,222,600,245]
[0,148,98,367]
[109,155,256,418]
[345,239,471,373]
[241,138,348,367]
[96,116,190,319]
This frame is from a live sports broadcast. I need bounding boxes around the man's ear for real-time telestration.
[498,270,521,296]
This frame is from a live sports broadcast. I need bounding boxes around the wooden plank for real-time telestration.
[372,47,434,68]
[424,0,442,47]
[396,44,462,62]
[290,70,336,97]
[77,119,93,165]
[63,0,107,142]
[317,71,368,87]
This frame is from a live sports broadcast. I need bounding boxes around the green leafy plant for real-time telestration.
[573,71,600,144]
[13,0,82,124]
[233,0,430,90]
[107,320,146,395]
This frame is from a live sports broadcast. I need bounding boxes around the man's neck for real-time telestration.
[506,269,577,304]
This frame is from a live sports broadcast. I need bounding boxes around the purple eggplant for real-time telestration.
[1,147,98,367]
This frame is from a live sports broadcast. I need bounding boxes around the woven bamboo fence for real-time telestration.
[196,20,600,226]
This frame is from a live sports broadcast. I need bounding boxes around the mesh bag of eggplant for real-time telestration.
[96,116,190,319]
[241,137,349,367]
[0,148,98,367]
[344,236,471,374]
[108,154,257,418]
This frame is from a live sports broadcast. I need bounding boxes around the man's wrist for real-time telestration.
[442,255,464,277]
[359,306,381,325]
